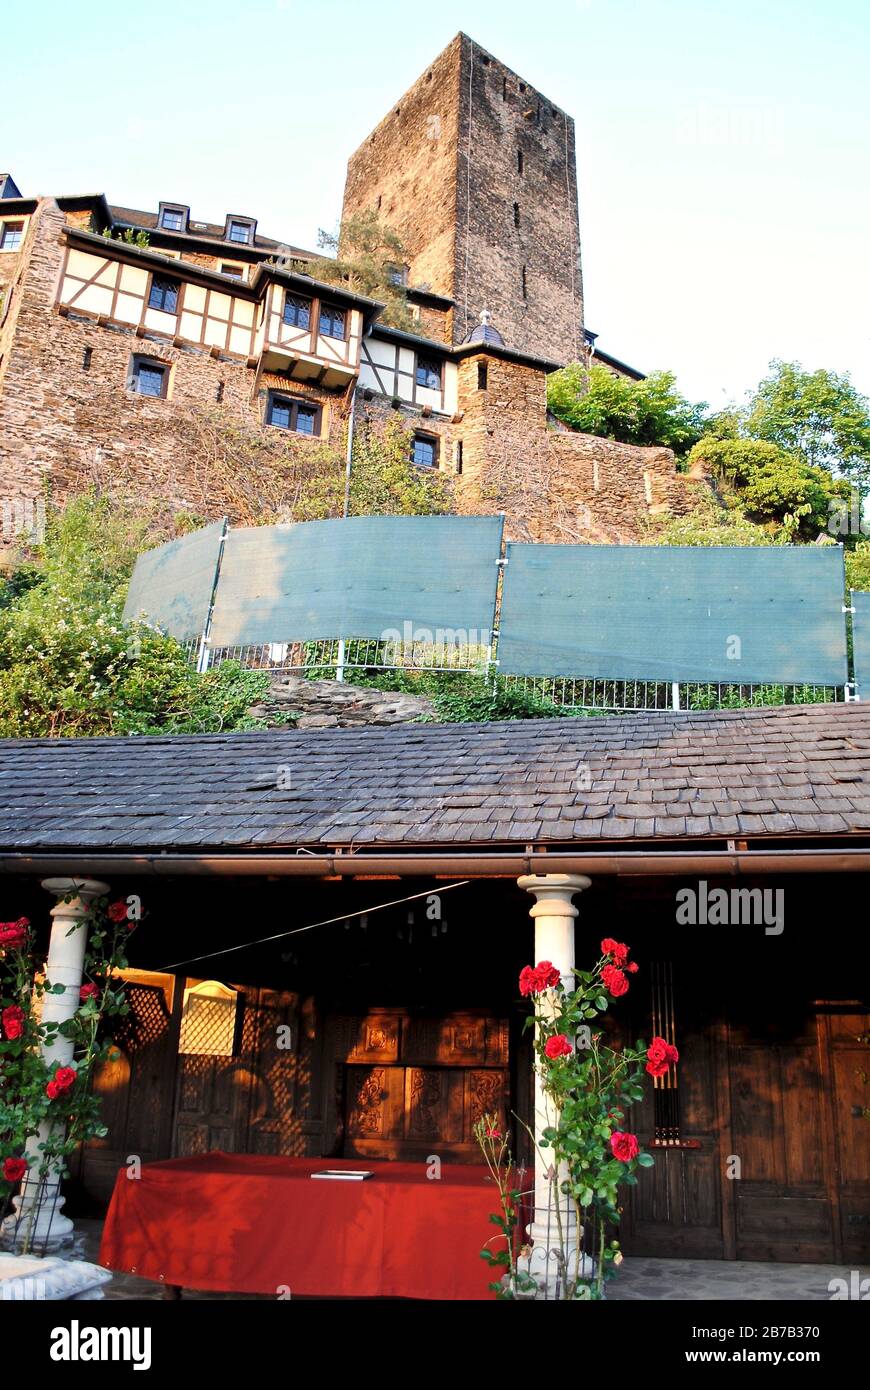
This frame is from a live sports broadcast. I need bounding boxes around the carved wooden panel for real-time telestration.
[345,1066,405,1143]
[347,1014,401,1064]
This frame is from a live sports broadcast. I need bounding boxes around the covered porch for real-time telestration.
[1,704,869,1298]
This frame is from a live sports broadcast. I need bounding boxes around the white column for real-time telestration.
[516,873,591,1296]
[2,877,108,1252]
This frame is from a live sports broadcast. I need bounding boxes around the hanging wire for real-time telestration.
[154,881,471,973]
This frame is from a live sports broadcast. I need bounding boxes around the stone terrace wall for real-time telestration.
[453,351,704,542]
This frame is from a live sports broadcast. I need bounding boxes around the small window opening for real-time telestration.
[82,346,93,372]
[477,362,488,390]
[517,148,524,176]
[513,202,520,228]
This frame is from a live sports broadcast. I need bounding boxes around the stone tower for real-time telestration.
[341,33,584,364]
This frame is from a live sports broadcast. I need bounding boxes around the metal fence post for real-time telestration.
[195,517,228,675]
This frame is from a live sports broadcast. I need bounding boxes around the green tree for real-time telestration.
[547,363,708,455]
[746,360,870,488]
[316,211,416,331]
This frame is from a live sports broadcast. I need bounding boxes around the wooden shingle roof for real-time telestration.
[1,705,869,855]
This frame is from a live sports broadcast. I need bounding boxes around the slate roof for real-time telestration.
[1,705,869,855]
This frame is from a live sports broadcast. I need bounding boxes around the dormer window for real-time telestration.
[228,219,253,245]
[387,263,408,287]
[158,204,188,232]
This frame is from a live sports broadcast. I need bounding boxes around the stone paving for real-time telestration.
[67,1220,869,1301]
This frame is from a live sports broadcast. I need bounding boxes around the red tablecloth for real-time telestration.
[99,1153,504,1300]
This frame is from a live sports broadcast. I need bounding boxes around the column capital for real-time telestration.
[517,873,591,919]
[41,878,109,909]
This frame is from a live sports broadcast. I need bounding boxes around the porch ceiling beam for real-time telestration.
[1,847,870,879]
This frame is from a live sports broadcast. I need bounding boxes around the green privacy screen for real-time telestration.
[852,592,870,698]
[122,520,226,643]
[208,515,504,647]
[498,544,847,684]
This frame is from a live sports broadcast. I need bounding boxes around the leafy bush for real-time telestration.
[643,491,779,548]
[687,435,851,539]
[0,495,267,737]
[349,415,453,517]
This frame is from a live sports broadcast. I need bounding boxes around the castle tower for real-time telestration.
[341,33,584,364]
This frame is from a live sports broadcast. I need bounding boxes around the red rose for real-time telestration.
[519,961,561,996]
[53,1066,77,1092]
[610,1131,639,1163]
[626,962,639,973]
[601,938,630,966]
[519,965,537,997]
[46,1081,61,1100]
[107,901,129,924]
[535,961,561,990]
[486,1126,501,1138]
[646,1037,679,1077]
[0,918,30,950]
[79,983,100,1002]
[645,1057,669,1077]
[601,964,629,997]
[2,1005,25,1040]
[544,1034,572,1059]
[2,1157,27,1183]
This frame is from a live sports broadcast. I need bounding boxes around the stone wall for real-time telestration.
[453,350,702,542]
[249,673,435,728]
[342,34,584,363]
[342,36,462,304]
[0,202,704,556]
[453,35,584,361]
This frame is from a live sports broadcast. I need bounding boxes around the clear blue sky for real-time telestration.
[4,0,869,408]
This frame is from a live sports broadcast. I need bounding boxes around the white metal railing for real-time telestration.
[188,637,847,713]
[501,676,846,713]
[198,636,491,681]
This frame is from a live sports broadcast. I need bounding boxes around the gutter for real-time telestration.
[1,848,869,879]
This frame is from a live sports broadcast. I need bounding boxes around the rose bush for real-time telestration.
[0,895,139,1249]
[479,937,657,1299]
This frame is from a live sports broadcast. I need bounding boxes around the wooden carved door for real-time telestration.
[331,1011,509,1162]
